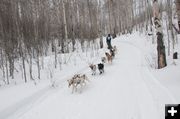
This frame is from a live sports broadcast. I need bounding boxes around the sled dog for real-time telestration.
[98,63,104,74]
[89,64,96,75]
[105,52,112,63]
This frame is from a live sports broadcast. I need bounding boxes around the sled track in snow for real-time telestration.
[118,41,176,119]
[0,86,51,119]
[120,41,177,102]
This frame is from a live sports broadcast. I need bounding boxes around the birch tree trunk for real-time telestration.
[176,0,180,30]
[62,0,68,41]
[20,40,27,83]
[87,0,93,40]
[153,0,167,69]
[108,0,112,34]
[70,0,75,52]
[54,41,57,68]
[29,52,34,81]
[37,53,41,79]
[5,56,9,84]
[0,49,5,78]
[167,0,174,56]
[165,17,170,56]
[22,54,27,83]
[98,0,103,48]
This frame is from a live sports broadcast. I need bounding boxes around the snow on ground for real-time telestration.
[115,32,180,102]
[152,63,180,101]
[0,31,180,119]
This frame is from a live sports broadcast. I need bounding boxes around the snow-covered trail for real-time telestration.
[14,40,176,119]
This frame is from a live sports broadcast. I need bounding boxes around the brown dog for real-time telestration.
[89,64,96,75]
[105,52,112,63]
[110,49,115,59]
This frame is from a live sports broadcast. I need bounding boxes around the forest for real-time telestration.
[0,0,179,84]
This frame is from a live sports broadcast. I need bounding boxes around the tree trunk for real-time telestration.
[5,56,9,84]
[19,40,27,83]
[0,49,5,78]
[153,0,167,69]
[108,0,112,34]
[9,57,14,79]
[99,35,103,48]
[176,0,180,30]
[165,18,170,56]
[29,53,34,81]
[22,55,27,83]
[54,41,57,68]
[37,53,41,79]
[98,0,103,48]
[62,0,68,41]
[87,0,93,40]
[167,0,174,56]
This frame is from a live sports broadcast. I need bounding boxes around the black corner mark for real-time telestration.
[165,104,180,119]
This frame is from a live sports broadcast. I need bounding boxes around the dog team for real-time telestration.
[68,34,117,93]
[67,45,117,94]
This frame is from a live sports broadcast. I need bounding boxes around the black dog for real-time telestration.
[98,63,104,74]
